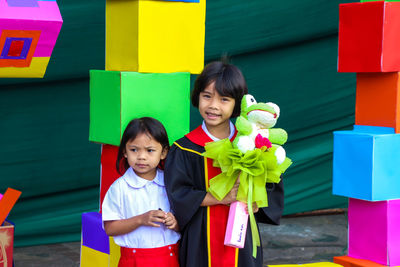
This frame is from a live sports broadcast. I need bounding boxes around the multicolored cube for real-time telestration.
[81,212,120,267]
[0,0,63,77]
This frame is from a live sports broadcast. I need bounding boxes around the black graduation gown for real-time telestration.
[164,126,284,267]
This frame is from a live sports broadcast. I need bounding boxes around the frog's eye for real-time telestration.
[245,94,257,108]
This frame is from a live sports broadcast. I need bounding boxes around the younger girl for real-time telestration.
[102,117,180,267]
[165,61,284,267]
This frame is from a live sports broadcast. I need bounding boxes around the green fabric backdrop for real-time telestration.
[0,0,355,246]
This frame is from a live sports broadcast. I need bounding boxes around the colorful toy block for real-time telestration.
[355,73,400,133]
[0,0,63,77]
[334,255,394,267]
[81,212,120,266]
[333,125,400,201]
[348,198,400,266]
[105,0,205,74]
[0,188,21,225]
[338,1,400,72]
[89,70,190,146]
[99,145,120,212]
[82,212,109,254]
[80,246,109,267]
[0,221,14,267]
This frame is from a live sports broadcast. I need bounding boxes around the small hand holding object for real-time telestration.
[140,209,166,227]
[221,176,240,205]
[244,202,259,214]
[164,212,179,231]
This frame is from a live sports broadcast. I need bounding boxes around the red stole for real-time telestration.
[186,126,238,267]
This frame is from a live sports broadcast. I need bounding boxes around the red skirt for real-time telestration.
[118,243,179,267]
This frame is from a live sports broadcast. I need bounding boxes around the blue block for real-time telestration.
[333,125,400,201]
[82,212,110,254]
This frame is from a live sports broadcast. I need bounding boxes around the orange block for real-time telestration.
[355,73,400,133]
[0,188,21,225]
[333,255,395,267]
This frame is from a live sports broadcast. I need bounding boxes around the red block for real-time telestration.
[355,73,400,133]
[334,256,387,267]
[338,2,400,72]
[0,221,14,267]
[99,144,121,212]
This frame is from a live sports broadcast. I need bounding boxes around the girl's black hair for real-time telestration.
[191,61,248,118]
[116,117,169,174]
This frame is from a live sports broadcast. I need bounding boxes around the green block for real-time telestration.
[89,70,190,146]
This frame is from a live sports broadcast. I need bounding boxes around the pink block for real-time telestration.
[348,198,400,266]
[0,0,62,57]
[224,201,248,248]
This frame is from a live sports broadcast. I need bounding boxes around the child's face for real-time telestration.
[124,133,167,181]
[199,82,235,131]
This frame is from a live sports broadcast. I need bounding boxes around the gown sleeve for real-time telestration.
[164,144,207,229]
[255,179,284,225]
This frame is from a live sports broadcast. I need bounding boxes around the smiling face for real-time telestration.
[198,81,236,137]
[124,133,167,181]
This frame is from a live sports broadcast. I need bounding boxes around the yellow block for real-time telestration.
[106,0,205,74]
[0,57,50,78]
[269,263,342,267]
[109,237,121,267]
[80,245,109,267]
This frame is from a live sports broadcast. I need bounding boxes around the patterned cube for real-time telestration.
[355,73,400,133]
[0,0,63,77]
[106,0,205,74]
[81,212,121,267]
[89,70,190,146]
[333,125,400,201]
[338,1,400,72]
[99,145,120,212]
[348,199,400,266]
[0,221,14,267]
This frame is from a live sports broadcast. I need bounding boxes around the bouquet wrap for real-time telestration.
[203,138,292,257]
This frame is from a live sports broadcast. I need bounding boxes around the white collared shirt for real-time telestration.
[201,120,235,141]
[102,168,180,248]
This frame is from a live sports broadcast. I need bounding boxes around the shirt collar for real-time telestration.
[123,168,164,189]
[201,120,235,141]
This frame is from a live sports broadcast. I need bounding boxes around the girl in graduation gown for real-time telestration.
[165,61,284,267]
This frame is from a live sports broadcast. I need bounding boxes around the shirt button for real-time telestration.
[170,253,173,256]
[133,250,136,253]
[169,246,171,250]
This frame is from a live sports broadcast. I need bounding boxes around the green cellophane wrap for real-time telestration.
[202,138,292,257]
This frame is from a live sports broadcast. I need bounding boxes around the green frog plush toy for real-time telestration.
[233,94,288,165]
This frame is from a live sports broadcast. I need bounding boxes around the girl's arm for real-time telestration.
[104,210,166,236]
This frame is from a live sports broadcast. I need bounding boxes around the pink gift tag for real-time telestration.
[224,201,249,248]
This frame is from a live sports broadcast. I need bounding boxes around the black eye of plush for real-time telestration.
[251,98,255,102]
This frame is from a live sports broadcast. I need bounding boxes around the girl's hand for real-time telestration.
[140,210,166,227]
[164,212,179,231]
[221,177,240,205]
[245,202,259,214]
